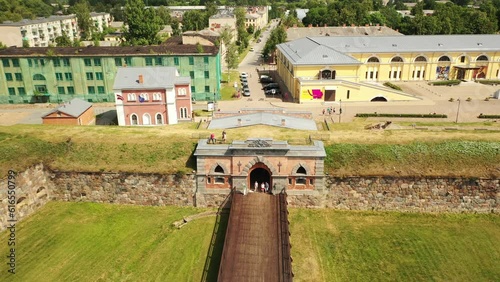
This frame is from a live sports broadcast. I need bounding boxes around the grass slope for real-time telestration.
[289,209,500,282]
[1,203,499,281]
[0,202,214,281]
[0,124,499,177]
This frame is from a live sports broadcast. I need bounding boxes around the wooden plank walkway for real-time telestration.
[218,192,289,282]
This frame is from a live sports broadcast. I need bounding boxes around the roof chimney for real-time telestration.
[138,74,144,84]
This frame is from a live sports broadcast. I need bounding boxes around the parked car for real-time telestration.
[250,47,254,51]
[265,88,281,95]
[262,83,279,90]
[240,77,248,83]
[260,75,273,83]
[242,88,251,96]
[241,81,248,87]
[240,72,248,78]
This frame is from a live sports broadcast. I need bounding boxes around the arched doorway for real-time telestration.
[249,166,271,192]
[371,96,388,102]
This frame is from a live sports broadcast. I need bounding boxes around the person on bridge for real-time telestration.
[254,181,259,192]
[261,182,265,192]
[265,182,269,193]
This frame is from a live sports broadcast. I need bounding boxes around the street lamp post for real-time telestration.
[455,98,461,123]
[339,99,342,123]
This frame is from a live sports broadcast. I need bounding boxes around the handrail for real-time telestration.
[200,189,234,282]
[278,192,293,281]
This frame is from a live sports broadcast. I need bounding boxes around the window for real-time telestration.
[140,93,149,101]
[124,57,132,66]
[153,92,162,101]
[28,59,32,67]
[205,86,210,92]
[367,57,379,63]
[98,86,105,94]
[65,73,73,81]
[143,113,151,125]
[309,179,314,185]
[347,90,350,99]
[460,56,465,63]
[207,177,211,184]
[204,71,209,78]
[115,58,122,66]
[128,93,137,101]
[145,57,153,66]
[2,59,10,67]
[56,73,63,81]
[96,72,103,80]
[215,177,225,184]
[296,166,306,175]
[321,69,332,79]
[94,58,101,66]
[191,86,195,93]
[391,56,403,63]
[131,114,138,125]
[174,57,179,66]
[415,56,427,62]
[67,86,75,94]
[86,72,94,80]
[178,88,186,96]
[15,73,22,81]
[8,87,15,95]
[53,58,60,67]
[33,74,46,80]
[438,56,451,62]
[63,58,70,66]
[189,57,194,65]
[156,113,163,124]
[88,86,95,94]
[58,87,65,94]
[40,59,45,66]
[204,56,209,64]
[12,59,19,67]
[155,57,163,65]
[5,73,13,81]
[18,87,26,95]
[180,107,188,119]
[84,58,92,66]
[476,55,488,61]
[189,71,194,79]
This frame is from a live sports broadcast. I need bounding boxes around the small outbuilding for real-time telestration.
[42,98,95,125]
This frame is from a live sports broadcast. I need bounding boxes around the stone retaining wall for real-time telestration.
[1,166,498,231]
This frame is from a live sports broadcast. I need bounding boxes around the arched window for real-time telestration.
[33,74,46,80]
[321,69,333,79]
[179,107,188,119]
[215,165,224,173]
[415,56,427,62]
[140,93,149,101]
[296,166,306,175]
[130,114,138,125]
[153,92,162,101]
[367,57,380,63]
[178,88,187,96]
[391,56,403,63]
[127,93,136,101]
[476,55,488,61]
[143,113,151,125]
[156,113,163,125]
[438,56,451,62]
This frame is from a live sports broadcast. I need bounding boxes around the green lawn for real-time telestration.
[1,203,498,281]
[289,209,500,282]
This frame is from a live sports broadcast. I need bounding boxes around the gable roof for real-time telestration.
[43,98,92,118]
[113,66,191,90]
[278,34,500,66]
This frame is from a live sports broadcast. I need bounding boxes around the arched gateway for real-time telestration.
[193,138,326,199]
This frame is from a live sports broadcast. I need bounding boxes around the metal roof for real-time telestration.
[278,35,500,65]
[208,112,318,130]
[43,98,92,118]
[113,67,190,90]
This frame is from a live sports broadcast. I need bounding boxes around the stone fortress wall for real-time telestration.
[1,164,498,232]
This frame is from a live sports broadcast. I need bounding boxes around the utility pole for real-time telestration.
[455,98,461,123]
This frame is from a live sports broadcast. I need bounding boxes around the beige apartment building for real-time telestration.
[0,12,111,47]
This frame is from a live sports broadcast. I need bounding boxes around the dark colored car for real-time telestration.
[262,83,279,90]
[260,77,273,83]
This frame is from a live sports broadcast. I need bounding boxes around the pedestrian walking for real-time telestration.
[254,181,259,192]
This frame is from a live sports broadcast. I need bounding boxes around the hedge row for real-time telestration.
[477,80,500,85]
[383,82,403,91]
[356,113,448,118]
[478,114,500,119]
[429,80,461,86]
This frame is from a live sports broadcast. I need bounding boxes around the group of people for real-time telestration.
[208,130,227,144]
[322,107,336,115]
[254,181,271,193]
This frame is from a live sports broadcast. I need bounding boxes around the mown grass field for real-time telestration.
[0,123,499,177]
[0,202,499,281]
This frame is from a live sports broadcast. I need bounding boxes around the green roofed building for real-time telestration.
[0,33,221,104]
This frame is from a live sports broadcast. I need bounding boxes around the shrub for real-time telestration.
[478,113,500,119]
[356,113,447,118]
[429,80,461,86]
[477,80,500,85]
[383,82,402,91]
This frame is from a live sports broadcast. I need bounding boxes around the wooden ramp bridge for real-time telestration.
[218,192,293,282]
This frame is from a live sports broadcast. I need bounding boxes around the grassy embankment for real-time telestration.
[0,122,499,177]
[0,202,498,281]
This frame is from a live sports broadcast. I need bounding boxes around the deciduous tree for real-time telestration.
[123,0,162,45]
